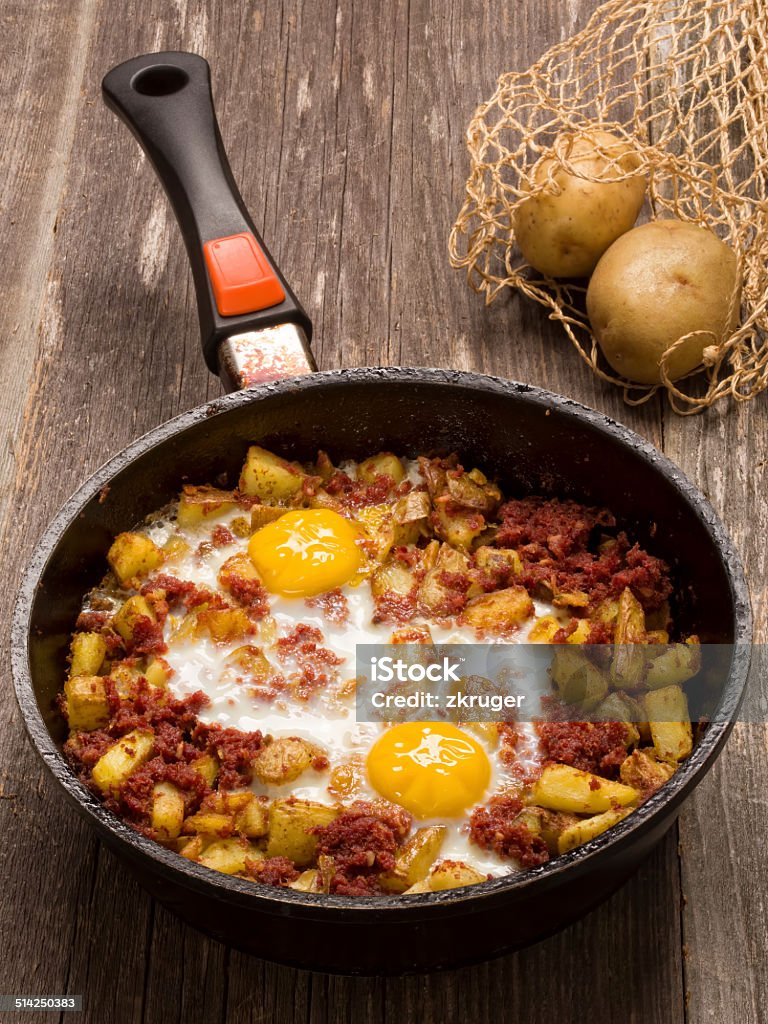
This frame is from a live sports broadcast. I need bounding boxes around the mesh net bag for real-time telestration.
[449,0,768,413]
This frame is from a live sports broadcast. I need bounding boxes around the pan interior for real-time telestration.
[23,373,743,750]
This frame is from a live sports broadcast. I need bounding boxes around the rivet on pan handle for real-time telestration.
[102,52,316,391]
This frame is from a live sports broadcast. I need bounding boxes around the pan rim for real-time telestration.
[11,366,753,917]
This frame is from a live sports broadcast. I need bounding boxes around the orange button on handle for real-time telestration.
[203,232,286,316]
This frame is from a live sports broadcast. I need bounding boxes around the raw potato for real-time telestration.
[514,128,645,278]
[587,219,741,384]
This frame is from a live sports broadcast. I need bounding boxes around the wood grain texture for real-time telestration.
[0,0,760,1021]
[0,0,98,520]
[665,406,768,1024]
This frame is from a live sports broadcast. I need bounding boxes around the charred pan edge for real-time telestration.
[11,368,753,923]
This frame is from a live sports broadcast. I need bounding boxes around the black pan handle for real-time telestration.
[102,52,314,388]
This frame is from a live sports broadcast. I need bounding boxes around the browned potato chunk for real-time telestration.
[644,685,693,762]
[151,781,185,841]
[64,675,110,731]
[393,490,431,534]
[289,869,324,892]
[529,615,560,643]
[108,662,143,697]
[418,544,478,615]
[239,446,306,503]
[182,811,234,837]
[553,590,590,609]
[645,641,701,689]
[202,791,254,815]
[107,531,164,585]
[371,558,417,601]
[199,838,261,875]
[356,504,397,563]
[433,502,485,551]
[265,799,339,867]
[218,552,263,598]
[474,546,522,578]
[190,753,219,787]
[446,470,501,515]
[223,645,272,684]
[358,452,405,485]
[460,587,534,632]
[69,632,107,678]
[251,505,290,530]
[381,826,446,892]
[112,595,156,644]
[593,691,644,725]
[144,656,171,689]
[619,748,676,796]
[425,859,487,891]
[91,729,155,795]
[176,485,237,527]
[550,648,608,709]
[557,807,631,854]
[531,764,639,814]
[253,737,320,785]
[610,587,648,688]
[235,798,270,838]
[514,806,581,855]
[177,835,204,860]
[391,625,433,644]
[196,607,254,644]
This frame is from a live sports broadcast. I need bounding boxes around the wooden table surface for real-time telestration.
[1,1,766,1021]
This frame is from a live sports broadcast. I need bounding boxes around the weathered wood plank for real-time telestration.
[0,2,107,1021]
[647,3,768,1015]
[4,0,745,1021]
[0,0,100,526]
[664,402,768,1023]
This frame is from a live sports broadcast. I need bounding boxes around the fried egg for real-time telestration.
[248,509,366,597]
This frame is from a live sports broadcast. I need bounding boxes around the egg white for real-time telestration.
[145,466,564,879]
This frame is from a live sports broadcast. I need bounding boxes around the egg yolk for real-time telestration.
[367,722,491,819]
[247,509,365,598]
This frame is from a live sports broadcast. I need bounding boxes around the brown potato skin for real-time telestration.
[514,129,646,278]
[586,219,741,384]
